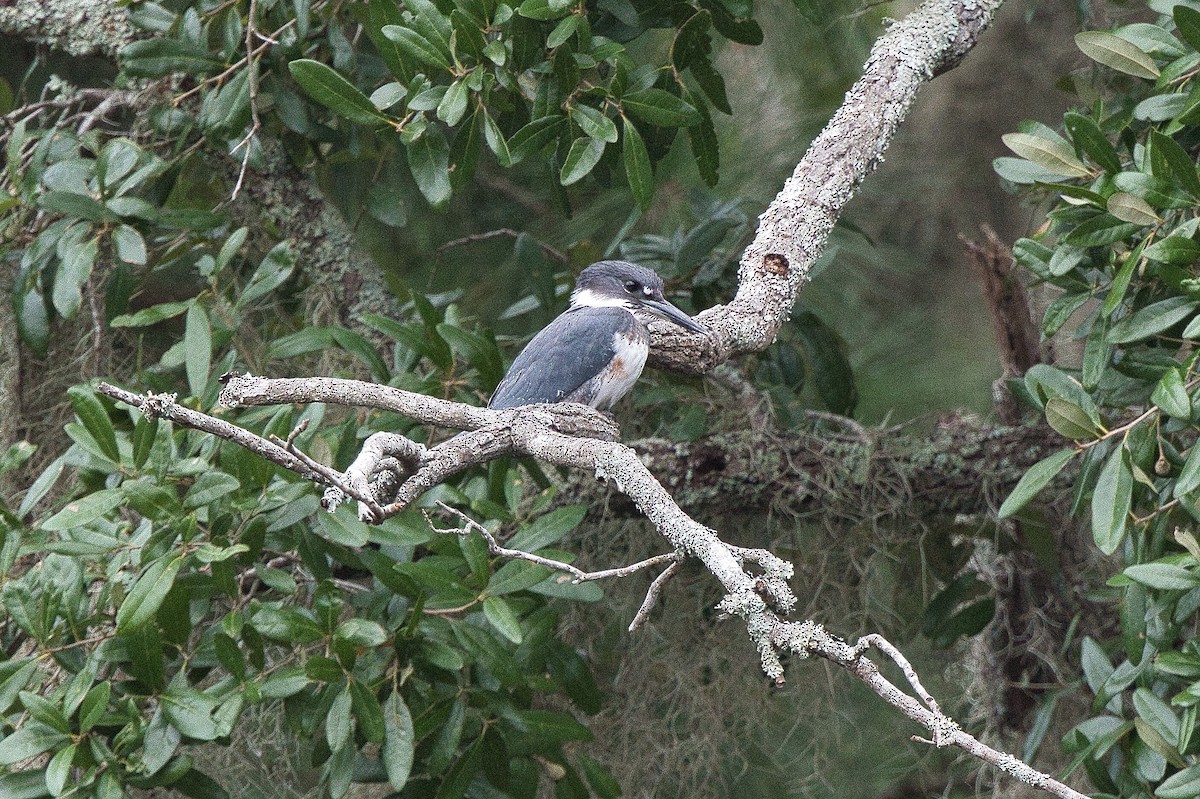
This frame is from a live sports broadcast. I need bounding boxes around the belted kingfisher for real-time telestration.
[489,260,705,410]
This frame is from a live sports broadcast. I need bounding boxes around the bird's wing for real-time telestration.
[489,307,628,409]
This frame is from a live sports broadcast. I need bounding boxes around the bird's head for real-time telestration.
[570,260,706,333]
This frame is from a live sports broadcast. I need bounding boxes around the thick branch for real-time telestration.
[0,0,134,57]
[217,373,619,440]
[648,0,1004,374]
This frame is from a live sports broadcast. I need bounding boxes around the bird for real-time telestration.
[488,260,706,411]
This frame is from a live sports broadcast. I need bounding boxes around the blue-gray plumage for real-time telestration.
[489,260,705,410]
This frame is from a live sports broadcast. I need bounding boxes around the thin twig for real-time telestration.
[430,502,682,583]
[265,431,386,519]
[628,560,682,632]
[229,0,262,203]
[436,228,569,264]
[99,382,331,486]
[851,633,942,716]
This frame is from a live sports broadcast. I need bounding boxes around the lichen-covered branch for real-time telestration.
[0,0,133,57]
[775,624,1090,799]
[648,0,1005,374]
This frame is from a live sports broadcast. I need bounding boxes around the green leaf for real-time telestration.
[0,721,70,766]
[1124,562,1200,590]
[110,299,191,327]
[483,596,523,643]
[317,506,369,546]
[486,560,554,596]
[334,618,388,647]
[1143,236,1200,265]
[517,0,567,20]
[184,302,211,397]
[508,505,587,551]
[1108,297,1199,343]
[349,679,386,745]
[437,79,469,126]
[381,25,452,71]
[622,119,653,210]
[512,709,592,744]
[1001,132,1091,178]
[547,14,580,47]
[172,768,229,799]
[993,156,1061,184]
[998,449,1076,518]
[407,128,452,206]
[1115,171,1196,208]
[45,742,76,795]
[482,111,512,167]
[19,455,65,517]
[1152,367,1191,419]
[1134,92,1190,122]
[672,9,713,70]
[1075,31,1160,79]
[1107,192,1158,225]
[184,471,240,508]
[382,691,415,791]
[121,38,224,77]
[668,136,717,198]
[1092,447,1132,555]
[116,554,185,633]
[239,242,295,307]
[570,103,618,143]
[1062,214,1141,247]
[78,681,111,733]
[1102,251,1140,318]
[68,386,119,463]
[200,67,251,134]
[113,224,147,265]
[1045,397,1101,440]
[1176,5,1200,52]
[288,59,389,126]
[622,88,700,127]
[1160,762,1200,798]
[370,82,407,111]
[132,415,158,469]
[41,488,122,531]
[1063,112,1121,173]
[1150,129,1200,197]
[448,108,483,192]
[14,279,50,357]
[507,115,567,164]
[559,137,606,186]
[51,236,98,319]
[327,686,352,750]
[1177,443,1200,498]
[249,606,323,643]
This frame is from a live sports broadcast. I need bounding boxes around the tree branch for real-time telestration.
[100,375,1085,799]
[646,0,1005,374]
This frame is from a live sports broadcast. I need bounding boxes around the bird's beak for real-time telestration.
[642,297,706,334]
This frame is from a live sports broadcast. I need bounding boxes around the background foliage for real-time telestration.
[992,3,1200,796]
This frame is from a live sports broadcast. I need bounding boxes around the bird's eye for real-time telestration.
[624,280,641,293]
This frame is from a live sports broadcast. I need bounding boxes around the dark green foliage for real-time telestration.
[997,3,1200,794]
[2,340,614,797]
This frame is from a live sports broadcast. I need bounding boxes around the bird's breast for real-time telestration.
[589,329,649,410]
